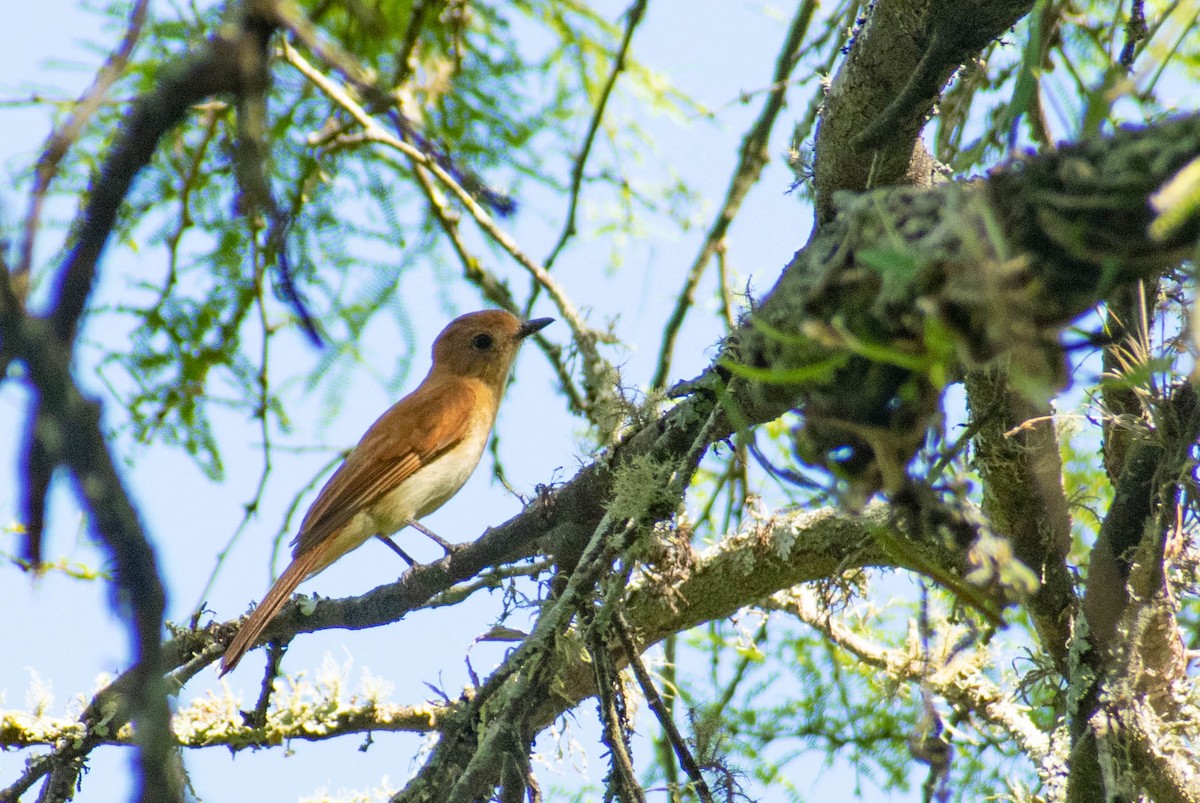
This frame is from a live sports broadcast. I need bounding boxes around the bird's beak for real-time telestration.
[517,317,555,339]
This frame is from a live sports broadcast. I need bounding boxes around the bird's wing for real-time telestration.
[290,378,483,557]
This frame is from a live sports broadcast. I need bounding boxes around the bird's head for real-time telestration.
[430,309,553,386]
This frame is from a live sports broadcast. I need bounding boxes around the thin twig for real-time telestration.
[1120,0,1148,71]
[715,242,736,332]
[250,639,289,728]
[651,0,816,390]
[280,41,603,345]
[265,452,344,581]
[0,95,135,107]
[268,0,379,93]
[540,0,649,276]
[590,620,646,803]
[656,633,680,795]
[190,259,276,613]
[421,559,554,610]
[152,104,225,321]
[614,612,714,803]
[17,0,149,288]
[392,0,436,85]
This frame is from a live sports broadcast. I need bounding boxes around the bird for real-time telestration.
[219,309,553,675]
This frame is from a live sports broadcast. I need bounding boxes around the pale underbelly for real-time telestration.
[306,443,483,576]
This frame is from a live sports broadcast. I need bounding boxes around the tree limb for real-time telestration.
[813,0,1035,224]
[964,365,1075,672]
[740,113,1200,499]
[651,0,817,391]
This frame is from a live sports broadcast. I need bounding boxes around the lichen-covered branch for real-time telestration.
[391,503,962,801]
[651,0,818,391]
[964,366,1075,671]
[0,505,951,778]
[1068,381,1200,802]
[741,114,1200,498]
[812,0,1034,224]
[0,689,440,751]
[767,588,1053,765]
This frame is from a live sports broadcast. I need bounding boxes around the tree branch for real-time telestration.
[1069,381,1200,801]
[853,1,1035,152]
[0,281,174,803]
[1,501,951,784]
[964,365,1075,672]
[813,0,1034,224]
[48,33,241,346]
[740,113,1200,499]
[0,9,291,802]
[650,0,817,391]
[613,612,714,803]
[15,0,149,293]
[541,0,648,274]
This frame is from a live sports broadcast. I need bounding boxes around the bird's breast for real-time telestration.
[366,422,491,535]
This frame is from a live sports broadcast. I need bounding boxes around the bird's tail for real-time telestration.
[219,549,324,676]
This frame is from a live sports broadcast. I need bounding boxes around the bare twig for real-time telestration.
[280,42,598,339]
[270,0,512,215]
[16,0,149,290]
[614,612,714,803]
[590,620,646,803]
[392,0,436,85]
[421,559,553,610]
[250,639,289,728]
[1120,0,1148,71]
[540,0,648,275]
[153,104,225,321]
[189,257,276,612]
[651,0,815,390]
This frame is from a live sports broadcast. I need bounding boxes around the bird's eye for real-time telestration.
[472,333,494,350]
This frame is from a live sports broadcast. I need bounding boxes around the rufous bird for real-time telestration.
[220,309,553,675]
